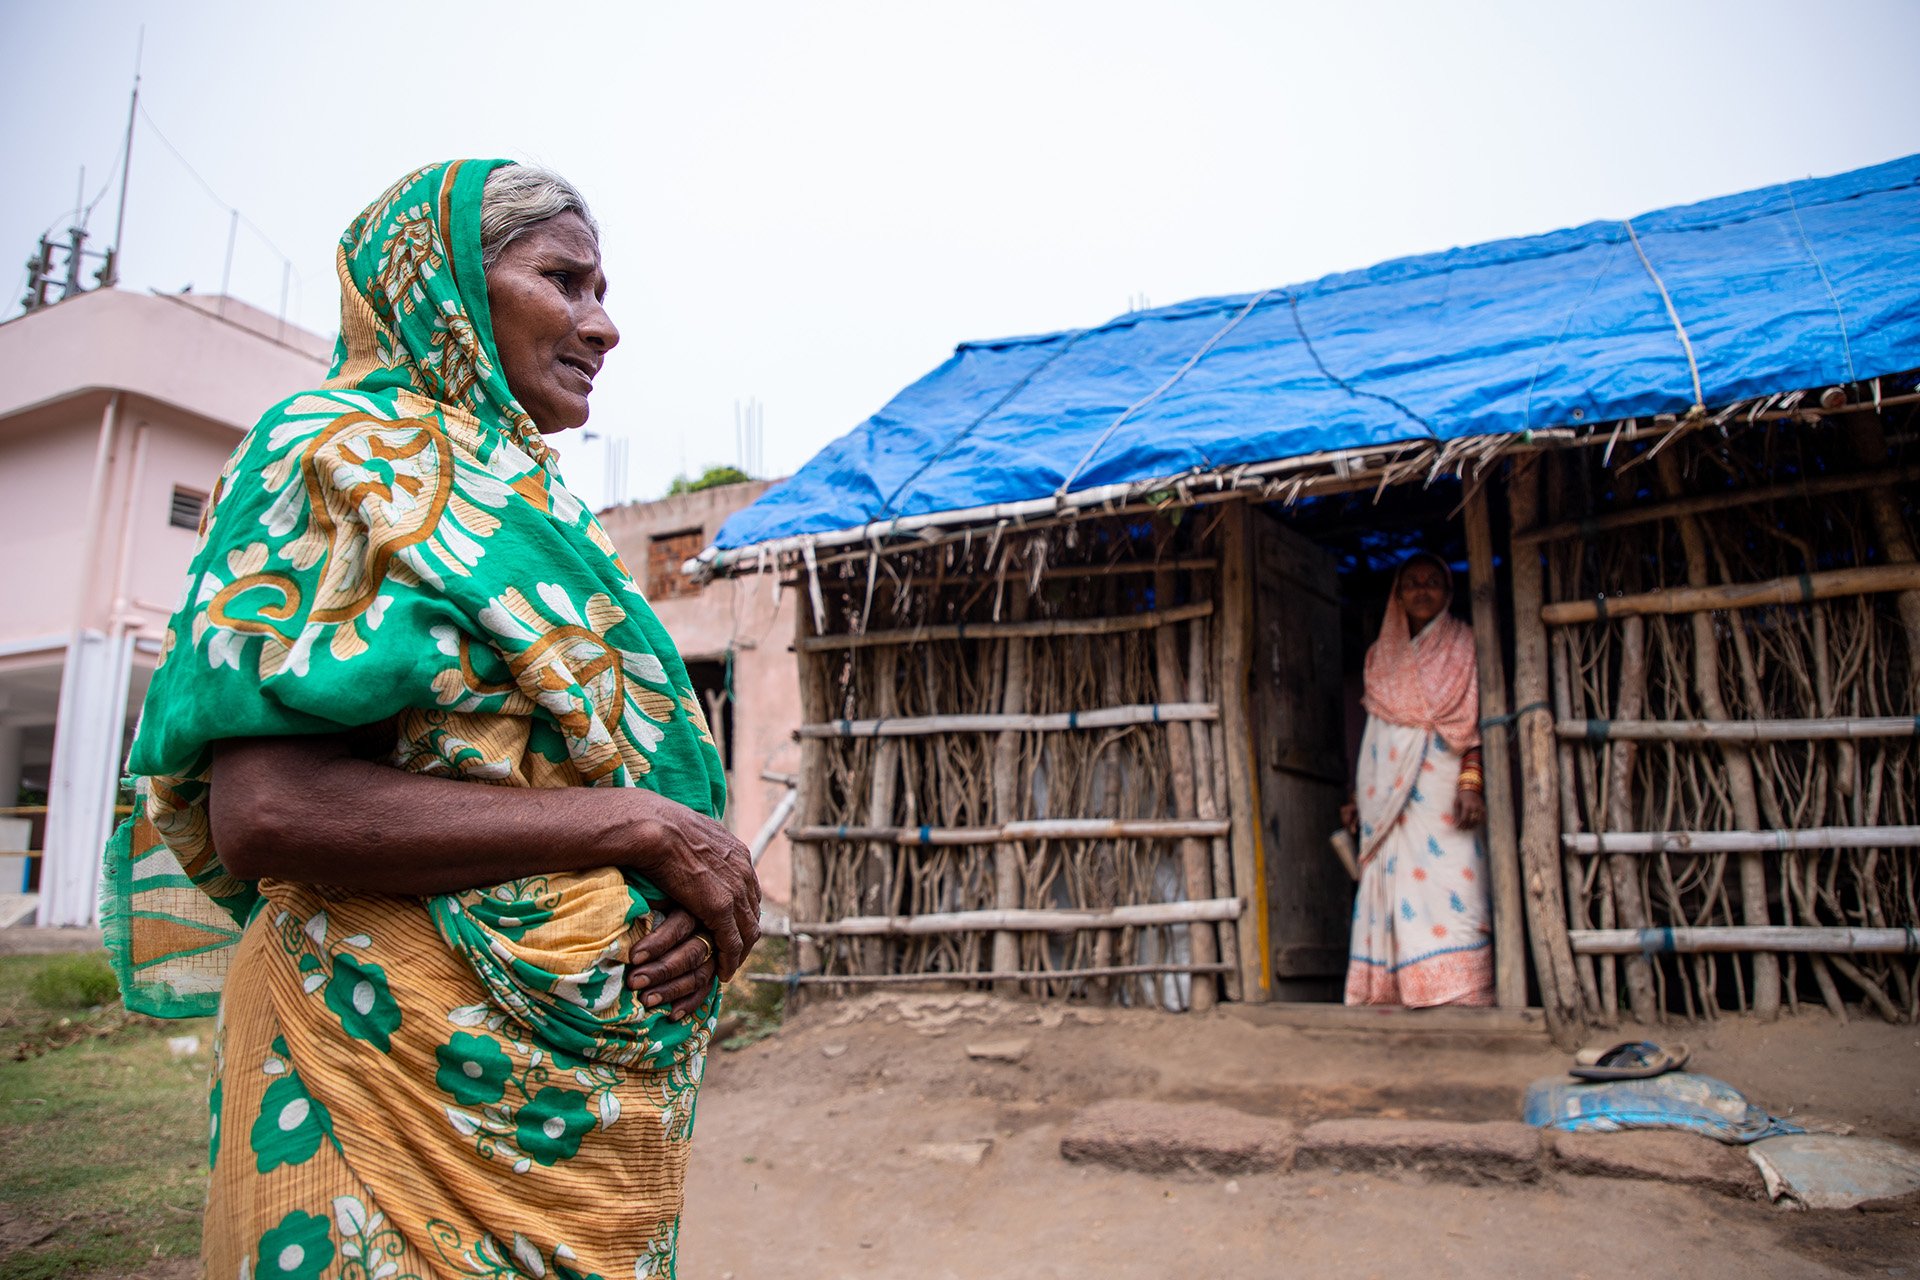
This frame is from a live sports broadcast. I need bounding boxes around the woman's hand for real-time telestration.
[628,905,718,1020]
[624,796,760,983]
[1453,789,1486,829]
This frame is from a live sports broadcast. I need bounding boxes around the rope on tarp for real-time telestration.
[1782,179,1860,387]
[1520,236,1624,432]
[1055,289,1279,498]
[1285,292,1439,440]
[1622,216,1706,413]
[878,328,1093,521]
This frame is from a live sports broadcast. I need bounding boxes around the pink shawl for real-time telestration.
[1361,560,1481,751]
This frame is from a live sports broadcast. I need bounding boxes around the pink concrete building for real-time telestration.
[0,288,801,923]
[0,289,330,924]
[598,482,802,903]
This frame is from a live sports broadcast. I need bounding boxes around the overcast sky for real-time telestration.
[6,1,1917,508]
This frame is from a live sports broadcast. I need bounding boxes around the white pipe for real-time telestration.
[70,393,123,629]
[748,785,797,867]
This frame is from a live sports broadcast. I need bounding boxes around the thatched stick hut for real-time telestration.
[699,156,1920,1039]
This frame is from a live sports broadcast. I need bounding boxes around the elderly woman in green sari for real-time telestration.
[104,161,758,1279]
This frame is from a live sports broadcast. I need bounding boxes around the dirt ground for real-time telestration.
[679,995,1920,1278]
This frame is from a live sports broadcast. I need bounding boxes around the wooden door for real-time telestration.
[1248,508,1352,1000]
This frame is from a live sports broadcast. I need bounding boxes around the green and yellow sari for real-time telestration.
[101,160,725,1280]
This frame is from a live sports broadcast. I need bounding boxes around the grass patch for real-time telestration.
[0,952,210,1278]
[0,932,791,1274]
[27,953,119,1011]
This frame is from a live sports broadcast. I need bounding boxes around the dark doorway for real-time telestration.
[1246,479,1481,1002]
[681,658,735,781]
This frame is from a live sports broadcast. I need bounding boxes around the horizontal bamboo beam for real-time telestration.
[786,557,1222,589]
[1542,564,1920,626]
[749,961,1237,987]
[1563,826,1920,855]
[0,805,134,816]
[789,897,1245,937]
[1556,716,1920,744]
[1571,926,1920,955]
[797,702,1217,739]
[1517,463,1920,548]
[797,600,1214,652]
[788,817,1231,845]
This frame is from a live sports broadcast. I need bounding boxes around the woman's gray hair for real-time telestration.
[478,165,600,272]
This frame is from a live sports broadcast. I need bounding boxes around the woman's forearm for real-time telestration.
[210,734,672,896]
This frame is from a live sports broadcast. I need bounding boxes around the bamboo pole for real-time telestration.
[790,600,833,983]
[1657,451,1780,1020]
[799,600,1214,652]
[1216,500,1270,1001]
[861,648,901,975]
[1156,568,1219,1010]
[1564,826,1920,855]
[1508,459,1585,1047]
[750,962,1237,987]
[1571,926,1920,955]
[989,593,1031,991]
[1848,416,1920,699]
[796,702,1218,738]
[1188,613,1241,1000]
[1556,716,1920,743]
[1515,462,1920,548]
[1463,484,1526,1009]
[788,818,1232,844]
[1541,563,1920,626]
[1551,615,1607,1022]
[790,897,1246,937]
[884,557,1220,588]
[1091,625,1124,1004]
[1604,616,1660,1023]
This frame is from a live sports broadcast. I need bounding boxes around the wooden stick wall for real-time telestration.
[1536,415,1919,1025]
[786,510,1242,1009]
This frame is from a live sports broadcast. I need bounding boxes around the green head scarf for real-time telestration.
[104,161,728,1047]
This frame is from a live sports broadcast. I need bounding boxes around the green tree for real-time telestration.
[666,465,752,496]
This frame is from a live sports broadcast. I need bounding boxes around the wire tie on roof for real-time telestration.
[1623,216,1706,414]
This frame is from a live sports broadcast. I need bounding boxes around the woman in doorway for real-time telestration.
[1340,552,1493,1007]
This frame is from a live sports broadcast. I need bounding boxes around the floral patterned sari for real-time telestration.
[101,160,725,1279]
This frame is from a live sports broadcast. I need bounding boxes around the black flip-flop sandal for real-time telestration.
[1569,1040,1692,1081]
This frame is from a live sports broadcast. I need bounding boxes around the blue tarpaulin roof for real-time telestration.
[713,155,1920,556]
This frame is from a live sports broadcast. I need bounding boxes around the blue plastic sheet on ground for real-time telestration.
[1524,1073,1805,1145]
[716,154,1920,554]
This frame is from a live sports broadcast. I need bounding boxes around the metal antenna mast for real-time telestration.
[105,27,144,287]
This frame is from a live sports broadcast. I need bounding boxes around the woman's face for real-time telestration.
[485,212,619,433]
[1398,560,1449,631]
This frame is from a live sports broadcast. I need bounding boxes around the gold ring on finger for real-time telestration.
[694,934,714,964]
